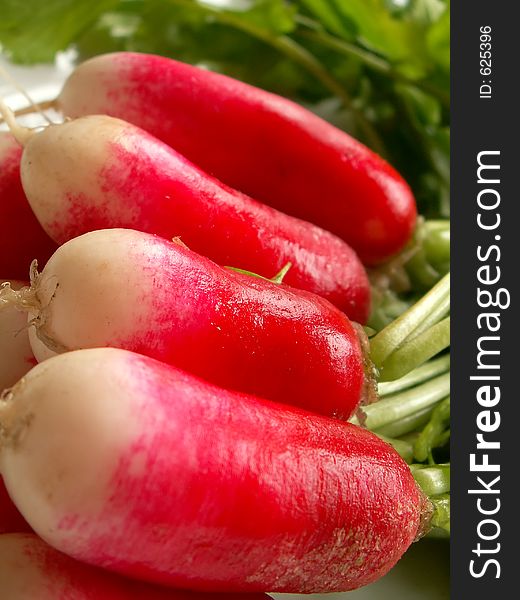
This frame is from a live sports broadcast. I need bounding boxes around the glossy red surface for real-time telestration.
[0,133,56,278]
[21,116,370,322]
[40,230,364,420]
[1,533,270,599]
[58,52,417,265]
[24,350,422,593]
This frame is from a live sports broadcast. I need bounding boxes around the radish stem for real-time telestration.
[225,262,292,284]
[428,494,450,536]
[378,317,450,381]
[11,99,57,119]
[423,220,450,267]
[411,466,450,537]
[0,100,36,145]
[406,297,450,341]
[376,406,433,438]
[378,355,450,396]
[0,63,54,125]
[351,373,450,430]
[370,273,450,368]
[413,398,451,462]
[411,464,450,496]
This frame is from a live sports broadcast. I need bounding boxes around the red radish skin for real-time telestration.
[57,52,417,265]
[0,534,272,599]
[18,115,370,322]
[0,348,427,593]
[26,228,365,420]
[0,280,36,391]
[0,133,56,279]
[0,479,31,534]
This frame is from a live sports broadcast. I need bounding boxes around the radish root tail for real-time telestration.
[0,263,70,355]
[0,62,54,125]
[0,99,37,145]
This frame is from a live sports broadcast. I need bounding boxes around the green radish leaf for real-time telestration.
[298,0,357,39]
[209,0,298,35]
[0,0,119,63]
[301,0,431,75]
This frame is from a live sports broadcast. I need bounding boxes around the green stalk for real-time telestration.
[408,297,449,342]
[376,406,433,438]
[370,272,450,369]
[225,262,292,284]
[423,220,450,268]
[377,354,450,396]
[411,466,451,537]
[406,220,450,289]
[270,263,292,284]
[411,464,450,496]
[375,433,414,464]
[428,494,450,538]
[351,373,449,430]
[378,317,450,381]
[414,397,450,462]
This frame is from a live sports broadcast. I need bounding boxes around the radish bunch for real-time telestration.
[15,113,370,322]
[0,52,438,596]
[58,52,417,265]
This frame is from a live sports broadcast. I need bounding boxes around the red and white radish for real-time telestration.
[0,280,35,391]
[0,133,56,279]
[3,107,370,321]
[11,228,367,420]
[0,533,271,599]
[0,348,428,593]
[57,52,417,265]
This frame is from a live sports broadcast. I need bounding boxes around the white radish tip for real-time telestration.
[0,99,37,146]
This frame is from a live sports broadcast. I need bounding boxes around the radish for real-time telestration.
[0,348,428,593]
[0,133,56,279]
[0,533,271,599]
[5,228,367,420]
[57,52,417,265]
[0,280,35,391]
[1,105,370,322]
